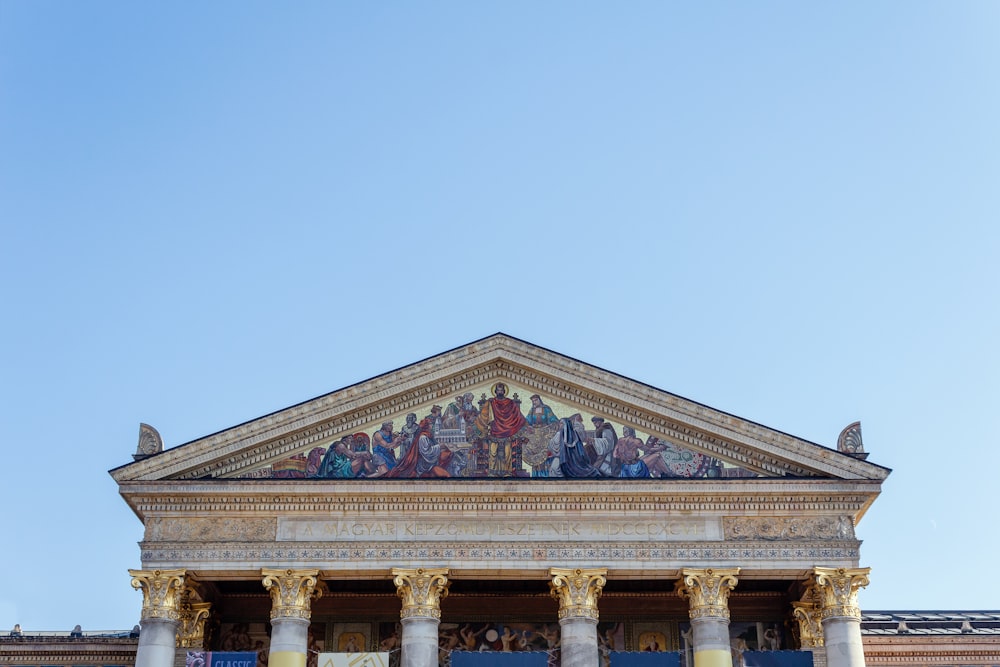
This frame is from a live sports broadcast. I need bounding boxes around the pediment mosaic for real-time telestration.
[113,334,889,484]
[241,379,759,480]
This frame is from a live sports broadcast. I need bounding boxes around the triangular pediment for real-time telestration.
[111,334,889,484]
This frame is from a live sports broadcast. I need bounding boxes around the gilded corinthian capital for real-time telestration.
[549,568,607,620]
[392,568,450,619]
[676,568,740,620]
[261,569,326,620]
[792,586,824,648]
[130,569,187,622]
[812,567,870,620]
[177,586,212,649]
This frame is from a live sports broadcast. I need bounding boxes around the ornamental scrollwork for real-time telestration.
[549,567,607,620]
[261,569,325,620]
[676,568,740,619]
[129,569,187,621]
[176,585,212,649]
[392,568,450,619]
[812,566,870,620]
[791,585,824,648]
[724,516,855,541]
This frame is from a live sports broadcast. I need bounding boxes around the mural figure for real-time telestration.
[387,417,452,478]
[399,413,419,458]
[372,421,405,473]
[460,624,487,651]
[589,417,618,476]
[525,394,559,426]
[475,383,527,477]
[614,426,650,478]
[443,393,477,431]
[553,418,601,478]
[220,623,252,651]
[318,436,371,478]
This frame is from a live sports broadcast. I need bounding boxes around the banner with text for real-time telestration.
[186,652,257,667]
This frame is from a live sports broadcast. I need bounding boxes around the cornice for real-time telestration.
[118,478,882,519]
[111,335,890,484]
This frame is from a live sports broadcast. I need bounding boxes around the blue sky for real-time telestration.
[1,2,998,631]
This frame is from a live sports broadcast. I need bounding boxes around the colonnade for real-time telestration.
[129,566,871,667]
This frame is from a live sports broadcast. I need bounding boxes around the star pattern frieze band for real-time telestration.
[140,541,859,566]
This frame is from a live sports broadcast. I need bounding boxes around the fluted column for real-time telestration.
[262,569,326,667]
[813,567,870,667]
[676,568,739,667]
[792,585,825,667]
[549,568,607,667]
[392,568,450,667]
[130,569,187,667]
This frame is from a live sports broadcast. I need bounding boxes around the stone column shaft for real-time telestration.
[813,567,870,667]
[549,568,607,667]
[131,569,187,667]
[262,569,325,667]
[676,568,739,667]
[392,568,450,667]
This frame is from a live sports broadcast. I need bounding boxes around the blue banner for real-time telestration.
[742,652,814,667]
[186,651,258,667]
[610,651,681,667]
[450,652,548,667]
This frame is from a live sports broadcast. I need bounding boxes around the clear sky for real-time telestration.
[1,2,998,631]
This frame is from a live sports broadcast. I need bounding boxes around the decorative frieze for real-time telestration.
[813,567,870,620]
[676,568,740,619]
[392,568,450,619]
[724,516,855,541]
[129,569,187,621]
[549,568,607,620]
[140,541,860,566]
[146,517,276,542]
[261,569,325,620]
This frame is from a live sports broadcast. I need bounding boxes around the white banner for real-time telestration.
[317,653,389,667]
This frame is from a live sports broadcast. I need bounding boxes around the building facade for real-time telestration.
[107,335,893,667]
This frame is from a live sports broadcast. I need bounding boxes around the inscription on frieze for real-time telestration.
[277,517,720,542]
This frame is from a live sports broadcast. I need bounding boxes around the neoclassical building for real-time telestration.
[109,334,889,667]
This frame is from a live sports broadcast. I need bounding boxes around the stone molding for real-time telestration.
[112,335,889,483]
[119,479,882,519]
